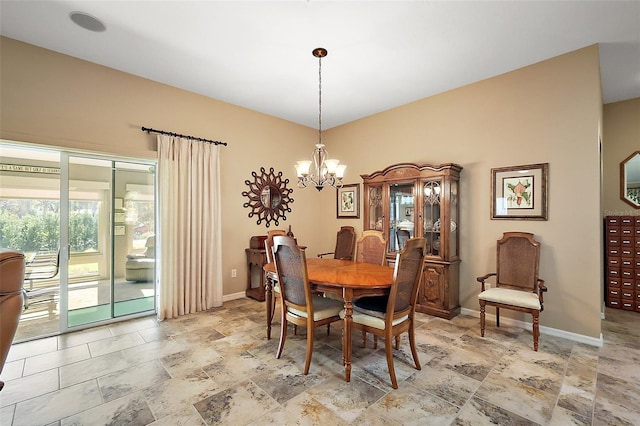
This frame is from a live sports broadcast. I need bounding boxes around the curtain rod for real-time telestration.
[141,126,228,146]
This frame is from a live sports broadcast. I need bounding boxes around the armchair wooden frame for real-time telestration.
[477,232,547,351]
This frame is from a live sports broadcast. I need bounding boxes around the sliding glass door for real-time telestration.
[113,162,156,317]
[1,145,62,339]
[62,154,157,329]
[1,142,156,341]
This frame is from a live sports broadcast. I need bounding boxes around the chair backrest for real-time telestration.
[495,232,540,293]
[265,229,287,264]
[272,235,312,313]
[334,226,356,260]
[355,230,386,265]
[144,235,155,258]
[396,229,410,250]
[24,248,60,281]
[387,237,426,316]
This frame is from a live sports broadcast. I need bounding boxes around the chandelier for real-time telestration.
[295,48,346,191]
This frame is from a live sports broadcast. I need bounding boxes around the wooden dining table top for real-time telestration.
[263,257,394,288]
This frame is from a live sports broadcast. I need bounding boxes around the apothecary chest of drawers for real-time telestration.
[605,216,640,311]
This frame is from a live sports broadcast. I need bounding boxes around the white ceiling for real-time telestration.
[1,1,639,129]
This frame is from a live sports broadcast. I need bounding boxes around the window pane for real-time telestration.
[0,199,60,252]
[69,200,99,253]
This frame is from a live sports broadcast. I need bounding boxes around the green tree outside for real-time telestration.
[0,199,98,253]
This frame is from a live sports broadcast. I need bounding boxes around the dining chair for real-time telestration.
[477,232,547,351]
[396,229,410,250]
[355,230,386,265]
[342,237,426,388]
[272,235,344,374]
[354,230,388,342]
[22,248,60,313]
[317,226,356,261]
[265,229,287,339]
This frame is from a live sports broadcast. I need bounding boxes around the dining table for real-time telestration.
[263,257,394,382]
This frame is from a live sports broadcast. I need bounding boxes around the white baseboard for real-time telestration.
[459,308,603,348]
[223,291,247,302]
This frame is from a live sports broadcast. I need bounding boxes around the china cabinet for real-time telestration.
[361,162,462,319]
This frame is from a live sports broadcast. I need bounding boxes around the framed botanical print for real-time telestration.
[491,163,548,220]
[337,184,360,219]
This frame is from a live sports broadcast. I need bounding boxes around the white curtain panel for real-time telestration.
[157,134,223,320]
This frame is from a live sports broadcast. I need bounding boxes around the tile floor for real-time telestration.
[0,298,638,425]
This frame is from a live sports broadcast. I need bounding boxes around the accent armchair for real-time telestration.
[477,232,547,351]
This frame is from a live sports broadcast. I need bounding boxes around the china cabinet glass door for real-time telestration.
[367,185,384,232]
[449,179,459,259]
[422,179,442,257]
[389,183,414,252]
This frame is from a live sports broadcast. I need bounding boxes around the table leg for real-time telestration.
[265,272,273,340]
[342,289,354,382]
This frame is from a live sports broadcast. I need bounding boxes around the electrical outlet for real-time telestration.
[231,269,237,278]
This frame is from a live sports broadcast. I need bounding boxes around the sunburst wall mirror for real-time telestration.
[242,167,294,227]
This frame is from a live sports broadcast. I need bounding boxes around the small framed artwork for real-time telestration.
[337,184,360,219]
[114,212,126,223]
[114,225,126,236]
[491,163,548,220]
[405,207,413,217]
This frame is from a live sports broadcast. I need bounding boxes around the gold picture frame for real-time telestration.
[337,184,360,219]
[491,163,548,220]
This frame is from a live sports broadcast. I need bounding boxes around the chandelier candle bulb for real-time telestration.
[295,161,312,177]
[324,159,340,174]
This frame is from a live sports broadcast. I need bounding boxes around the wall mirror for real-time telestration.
[620,151,640,208]
[243,167,294,227]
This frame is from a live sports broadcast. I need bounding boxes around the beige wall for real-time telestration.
[0,36,328,300]
[1,37,606,339]
[324,46,604,339]
[602,98,640,214]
